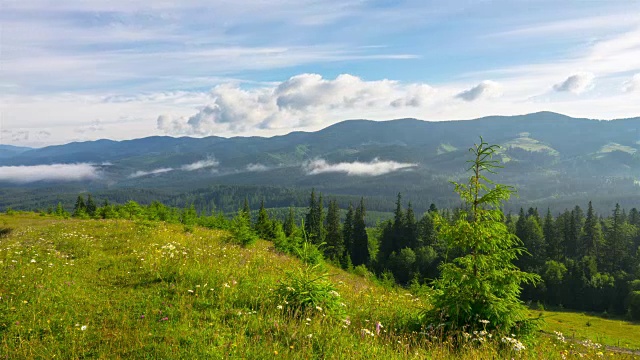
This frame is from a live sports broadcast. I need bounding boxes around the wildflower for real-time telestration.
[306,334,313,338]
[479,319,489,325]
[329,290,340,297]
[140,315,145,319]
[160,317,169,321]
[30,259,36,263]
[343,317,351,326]
[187,289,194,293]
[375,322,383,335]
[277,305,283,310]
[223,283,230,288]
[315,306,323,312]
[361,328,374,337]
[305,318,311,322]
[81,325,87,331]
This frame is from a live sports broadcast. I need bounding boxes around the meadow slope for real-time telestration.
[1,213,638,359]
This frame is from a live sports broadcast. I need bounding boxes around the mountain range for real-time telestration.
[2,111,640,214]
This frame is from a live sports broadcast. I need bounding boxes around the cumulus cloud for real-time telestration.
[128,168,174,178]
[157,74,436,135]
[246,163,269,172]
[553,72,595,94]
[304,158,417,176]
[180,158,219,171]
[623,73,640,92]
[455,80,502,102]
[0,163,101,183]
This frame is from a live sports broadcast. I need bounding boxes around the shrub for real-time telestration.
[275,262,343,318]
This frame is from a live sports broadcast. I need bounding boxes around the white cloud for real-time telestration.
[246,163,269,172]
[553,72,595,94]
[0,163,101,183]
[128,158,218,178]
[623,73,640,92]
[455,81,502,102]
[180,158,219,171]
[157,74,436,135]
[304,158,417,176]
[128,168,174,178]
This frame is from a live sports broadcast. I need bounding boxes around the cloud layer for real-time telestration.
[304,158,417,176]
[0,163,101,183]
[157,74,436,135]
[128,158,218,178]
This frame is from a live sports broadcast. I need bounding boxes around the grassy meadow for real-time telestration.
[1,212,639,359]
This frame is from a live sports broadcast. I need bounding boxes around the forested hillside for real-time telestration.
[2,112,640,214]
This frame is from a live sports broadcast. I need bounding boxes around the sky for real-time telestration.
[1,0,640,147]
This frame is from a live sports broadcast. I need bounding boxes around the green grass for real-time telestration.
[1,213,639,359]
[503,136,559,155]
[599,143,637,155]
[531,309,640,350]
[437,143,457,155]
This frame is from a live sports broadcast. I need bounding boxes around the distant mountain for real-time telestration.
[0,145,32,159]
[2,112,640,214]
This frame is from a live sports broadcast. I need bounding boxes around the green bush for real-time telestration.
[275,262,344,318]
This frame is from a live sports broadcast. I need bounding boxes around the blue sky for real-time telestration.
[1,0,640,146]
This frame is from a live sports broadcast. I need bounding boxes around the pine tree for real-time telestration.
[283,206,297,238]
[568,206,585,259]
[242,197,251,221]
[304,189,325,244]
[342,203,355,267]
[605,203,630,273]
[392,193,405,251]
[255,199,273,239]
[351,198,370,267]
[428,203,438,214]
[427,138,540,335]
[324,200,343,261]
[544,208,562,261]
[73,195,87,217]
[405,202,418,249]
[581,201,603,259]
[86,194,97,217]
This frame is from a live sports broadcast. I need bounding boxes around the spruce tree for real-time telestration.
[86,194,97,217]
[304,189,325,244]
[342,203,355,267]
[427,138,540,335]
[392,193,405,251]
[255,199,272,239]
[73,195,86,217]
[581,201,603,259]
[351,198,370,267]
[283,206,297,238]
[324,200,343,261]
[544,208,563,261]
[405,202,418,249]
[242,197,251,221]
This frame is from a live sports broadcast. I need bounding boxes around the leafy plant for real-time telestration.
[275,262,343,318]
[424,138,541,337]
